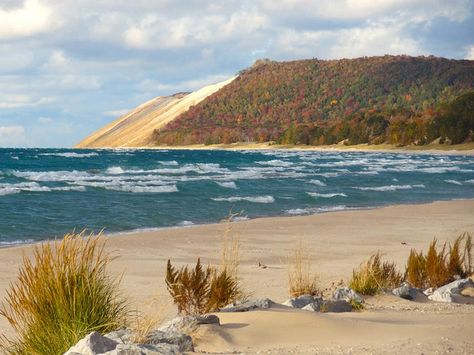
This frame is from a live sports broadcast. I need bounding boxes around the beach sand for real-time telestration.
[1,199,473,353]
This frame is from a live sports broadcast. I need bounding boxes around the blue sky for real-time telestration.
[0,0,473,148]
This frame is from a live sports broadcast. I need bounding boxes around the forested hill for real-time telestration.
[152,55,474,146]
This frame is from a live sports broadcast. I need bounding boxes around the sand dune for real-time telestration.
[75,76,235,148]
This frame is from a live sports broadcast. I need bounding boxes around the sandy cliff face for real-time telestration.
[75,76,235,148]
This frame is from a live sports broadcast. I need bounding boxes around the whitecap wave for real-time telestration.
[158,160,179,166]
[307,192,347,198]
[178,220,194,226]
[286,205,349,215]
[106,166,125,174]
[39,152,98,158]
[309,179,326,186]
[257,159,293,167]
[353,184,425,191]
[212,195,275,203]
[465,179,474,184]
[445,179,462,185]
[216,181,237,189]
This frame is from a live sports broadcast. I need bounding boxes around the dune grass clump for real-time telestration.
[166,259,241,315]
[0,232,128,355]
[405,233,473,289]
[349,252,403,295]
[287,241,319,297]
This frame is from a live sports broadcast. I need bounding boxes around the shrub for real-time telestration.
[165,259,241,315]
[404,233,473,289]
[426,239,451,288]
[0,232,128,355]
[349,252,402,295]
[405,249,427,288]
[287,241,319,297]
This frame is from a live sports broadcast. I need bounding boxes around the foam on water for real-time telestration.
[307,192,347,198]
[212,195,275,203]
[1,148,473,243]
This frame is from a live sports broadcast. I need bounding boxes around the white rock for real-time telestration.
[220,298,274,312]
[102,343,180,355]
[333,287,364,303]
[282,295,317,309]
[64,331,118,355]
[428,278,474,303]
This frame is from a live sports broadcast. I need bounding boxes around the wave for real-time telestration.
[465,179,474,184]
[0,239,35,247]
[353,184,425,192]
[39,152,99,158]
[0,182,86,196]
[307,192,347,198]
[309,179,326,186]
[108,184,178,193]
[257,159,293,167]
[212,195,275,203]
[286,205,349,215]
[106,166,125,174]
[178,220,194,226]
[215,181,237,189]
[158,160,179,166]
[445,179,462,185]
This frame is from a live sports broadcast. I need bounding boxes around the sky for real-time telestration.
[0,0,473,148]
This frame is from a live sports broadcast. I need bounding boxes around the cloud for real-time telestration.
[0,95,55,109]
[103,109,130,117]
[466,45,474,60]
[38,116,53,123]
[0,0,57,39]
[0,0,472,147]
[0,125,26,147]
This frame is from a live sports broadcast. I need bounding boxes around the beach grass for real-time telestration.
[349,252,403,295]
[287,241,319,297]
[0,232,128,355]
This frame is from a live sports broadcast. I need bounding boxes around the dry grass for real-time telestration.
[287,240,319,297]
[165,258,241,315]
[349,252,403,295]
[129,299,163,344]
[219,214,241,279]
[406,249,427,288]
[405,233,473,289]
[0,232,128,355]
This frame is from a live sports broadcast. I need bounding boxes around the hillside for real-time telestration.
[75,76,235,148]
[152,56,474,146]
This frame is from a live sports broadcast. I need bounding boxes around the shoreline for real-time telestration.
[78,142,474,156]
[1,199,474,351]
[1,198,471,250]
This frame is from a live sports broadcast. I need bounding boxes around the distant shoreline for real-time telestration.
[80,142,474,156]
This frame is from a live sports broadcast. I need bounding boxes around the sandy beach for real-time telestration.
[1,199,474,353]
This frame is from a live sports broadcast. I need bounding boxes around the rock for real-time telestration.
[301,298,323,312]
[196,314,220,325]
[147,330,193,352]
[392,282,419,300]
[158,316,198,333]
[320,300,352,313]
[423,287,434,296]
[102,343,181,355]
[428,278,474,303]
[333,287,364,303]
[460,287,474,297]
[282,294,317,309]
[220,298,274,312]
[104,329,133,344]
[64,331,118,355]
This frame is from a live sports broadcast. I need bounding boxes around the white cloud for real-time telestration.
[0,125,26,147]
[0,0,57,39]
[0,94,54,109]
[38,116,53,123]
[465,45,474,60]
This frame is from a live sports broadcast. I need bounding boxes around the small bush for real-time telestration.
[405,249,427,288]
[287,241,319,297]
[165,259,241,315]
[404,233,473,289]
[0,232,128,355]
[349,252,402,295]
[426,239,450,287]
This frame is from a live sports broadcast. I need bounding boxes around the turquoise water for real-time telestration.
[0,148,473,245]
